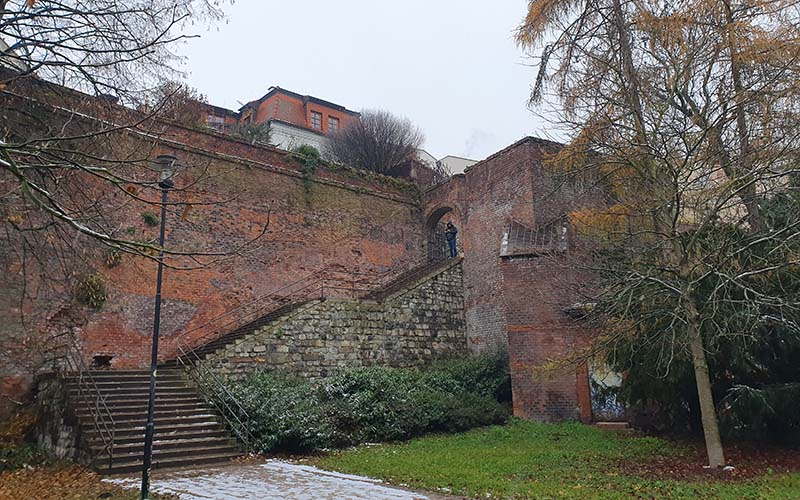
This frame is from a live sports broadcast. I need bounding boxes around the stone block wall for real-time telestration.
[196,260,467,380]
[33,374,86,462]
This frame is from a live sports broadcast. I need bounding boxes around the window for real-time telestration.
[310,111,322,130]
[206,115,225,131]
[328,116,339,133]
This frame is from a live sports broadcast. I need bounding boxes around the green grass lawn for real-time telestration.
[313,420,800,500]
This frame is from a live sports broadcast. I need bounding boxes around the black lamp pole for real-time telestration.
[141,154,176,500]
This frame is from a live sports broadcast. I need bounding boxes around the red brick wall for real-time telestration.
[257,92,306,128]
[426,139,546,352]
[254,91,358,135]
[0,86,424,417]
[424,137,593,422]
[502,256,591,422]
[82,147,421,369]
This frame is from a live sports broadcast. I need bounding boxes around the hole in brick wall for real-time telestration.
[92,355,113,369]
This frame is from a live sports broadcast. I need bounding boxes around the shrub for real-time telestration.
[215,354,512,453]
[223,372,332,453]
[142,211,159,227]
[231,122,271,145]
[320,367,432,445]
[418,351,512,403]
[104,249,122,268]
[291,145,322,192]
[0,413,37,445]
[75,273,107,308]
[0,444,51,472]
[433,391,509,432]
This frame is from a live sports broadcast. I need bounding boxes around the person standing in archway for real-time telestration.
[445,221,458,258]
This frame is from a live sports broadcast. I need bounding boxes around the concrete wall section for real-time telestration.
[268,121,330,155]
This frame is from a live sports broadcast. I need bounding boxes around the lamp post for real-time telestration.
[141,154,176,500]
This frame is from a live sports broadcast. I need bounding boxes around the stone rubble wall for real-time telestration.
[33,374,86,462]
[195,261,466,380]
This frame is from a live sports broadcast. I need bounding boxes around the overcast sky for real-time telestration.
[178,1,551,161]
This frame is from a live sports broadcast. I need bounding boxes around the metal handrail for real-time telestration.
[175,344,257,450]
[504,217,570,255]
[170,274,331,451]
[45,331,115,467]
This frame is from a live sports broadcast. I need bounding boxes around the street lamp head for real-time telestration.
[155,154,177,189]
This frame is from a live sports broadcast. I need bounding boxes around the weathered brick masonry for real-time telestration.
[195,260,467,380]
[0,84,423,417]
[425,137,593,422]
[3,76,597,425]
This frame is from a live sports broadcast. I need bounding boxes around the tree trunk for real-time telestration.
[611,0,647,146]
[685,299,726,468]
[722,0,763,233]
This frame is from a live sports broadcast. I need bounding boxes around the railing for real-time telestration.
[500,217,570,257]
[43,330,115,467]
[175,345,258,450]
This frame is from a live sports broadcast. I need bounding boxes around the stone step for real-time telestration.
[66,379,186,390]
[90,428,229,447]
[86,421,226,439]
[102,436,237,455]
[63,367,242,474]
[72,396,205,409]
[98,442,239,465]
[101,450,242,475]
[66,371,184,381]
[68,386,195,396]
[76,404,209,420]
[68,390,198,403]
[87,415,222,432]
[82,370,182,376]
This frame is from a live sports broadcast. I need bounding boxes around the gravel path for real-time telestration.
[107,460,455,500]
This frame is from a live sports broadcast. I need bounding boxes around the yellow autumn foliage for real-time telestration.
[569,204,631,240]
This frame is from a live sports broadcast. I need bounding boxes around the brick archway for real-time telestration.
[424,206,457,261]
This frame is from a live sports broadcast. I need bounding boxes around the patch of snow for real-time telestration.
[106,460,431,500]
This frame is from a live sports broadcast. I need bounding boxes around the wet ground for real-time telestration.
[106,460,452,500]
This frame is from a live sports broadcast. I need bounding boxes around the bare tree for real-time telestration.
[326,109,424,175]
[0,0,283,406]
[142,81,209,127]
[0,0,225,100]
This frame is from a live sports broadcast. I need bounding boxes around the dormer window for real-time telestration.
[310,111,322,130]
[328,116,339,133]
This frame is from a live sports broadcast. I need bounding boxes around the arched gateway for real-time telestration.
[424,206,457,262]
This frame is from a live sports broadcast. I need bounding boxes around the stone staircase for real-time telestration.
[363,256,461,302]
[172,258,462,365]
[66,368,242,474]
[174,300,311,363]
[46,258,465,475]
